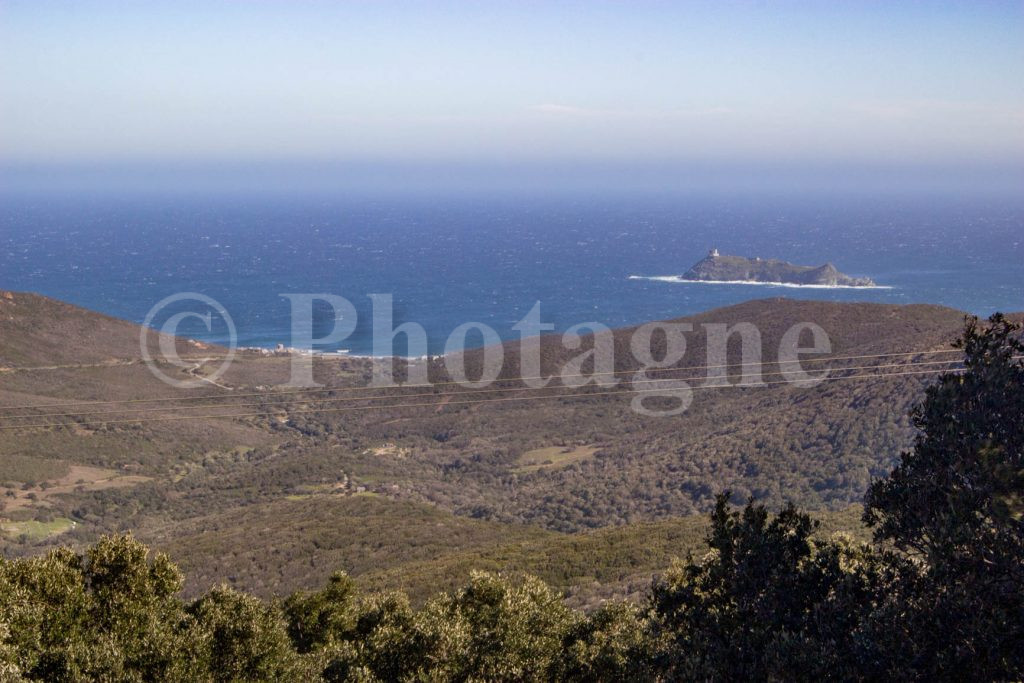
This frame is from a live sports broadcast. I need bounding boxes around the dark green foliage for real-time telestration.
[289,570,584,681]
[413,571,576,680]
[283,571,360,654]
[0,535,201,681]
[648,494,886,680]
[321,591,417,681]
[188,586,309,682]
[550,601,656,682]
[865,314,1024,566]
[864,313,1024,679]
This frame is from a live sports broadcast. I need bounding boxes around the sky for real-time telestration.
[1,1,1022,193]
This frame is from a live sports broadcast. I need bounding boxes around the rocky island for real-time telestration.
[682,249,876,287]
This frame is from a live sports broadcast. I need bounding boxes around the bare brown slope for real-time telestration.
[465,298,968,380]
[0,289,218,368]
[0,291,276,481]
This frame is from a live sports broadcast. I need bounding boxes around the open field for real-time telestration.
[513,445,600,473]
[0,517,76,541]
[0,462,150,519]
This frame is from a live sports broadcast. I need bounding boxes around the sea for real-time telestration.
[1,192,1022,355]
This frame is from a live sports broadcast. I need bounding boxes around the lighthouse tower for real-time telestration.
[709,248,720,258]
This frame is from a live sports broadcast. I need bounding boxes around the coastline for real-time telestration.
[239,346,432,361]
[628,275,893,290]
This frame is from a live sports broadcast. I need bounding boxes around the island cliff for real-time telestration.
[682,249,876,287]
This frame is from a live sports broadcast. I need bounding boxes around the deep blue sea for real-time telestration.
[1,192,1022,355]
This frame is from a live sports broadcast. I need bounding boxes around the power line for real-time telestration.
[0,365,969,432]
[0,356,970,421]
[0,347,961,412]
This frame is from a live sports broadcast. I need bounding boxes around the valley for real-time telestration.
[0,290,1005,604]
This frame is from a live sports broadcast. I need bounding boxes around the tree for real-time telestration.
[283,571,360,654]
[411,571,577,681]
[649,494,889,680]
[863,313,1024,677]
[0,535,201,681]
[0,574,25,683]
[321,591,416,682]
[550,601,656,682]
[81,534,197,680]
[189,586,308,682]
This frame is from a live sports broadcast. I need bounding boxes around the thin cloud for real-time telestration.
[528,104,735,119]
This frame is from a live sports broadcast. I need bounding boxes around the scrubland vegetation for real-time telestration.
[1,314,1021,680]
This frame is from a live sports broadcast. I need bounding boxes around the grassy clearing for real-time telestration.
[1,517,75,540]
[364,443,411,458]
[513,445,599,473]
[0,464,151,513]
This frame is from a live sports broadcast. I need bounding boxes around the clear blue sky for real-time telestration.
[1,1,1022,190]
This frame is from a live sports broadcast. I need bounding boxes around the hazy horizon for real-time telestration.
[2,1,1022,196]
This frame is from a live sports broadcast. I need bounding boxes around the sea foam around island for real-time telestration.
[628,275,893,290]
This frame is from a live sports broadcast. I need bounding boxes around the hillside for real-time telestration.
[360,299,968,528]
[0,292,992,602]
[0,289,217,368]
[151,492,867,606]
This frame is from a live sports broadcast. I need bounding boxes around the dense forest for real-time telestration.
[1,314,1021,681]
